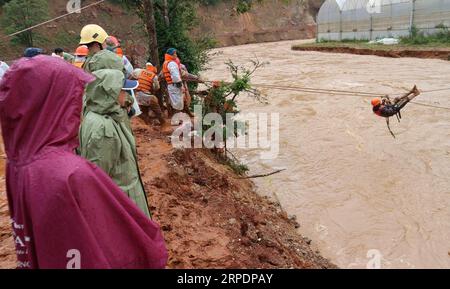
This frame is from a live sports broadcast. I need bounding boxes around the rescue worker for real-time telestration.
[52,48,64,59]
[79,24,123,74]
[78,25,134,119]
[0,55,167,268]
[79,67,151,218]
[53,48,75,63]
[180,64,203,117]
[132,63,166,126]
[105,36,133,78]
[372,85,421,138]
[372,85,421,118]
[73,45,89,69]
[162,48,184,112]
[78,24,148,216]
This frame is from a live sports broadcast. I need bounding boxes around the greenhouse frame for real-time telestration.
[317,0,450,41]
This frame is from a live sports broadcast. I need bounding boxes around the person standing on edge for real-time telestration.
[79,24,123,74]
[180,63,203,117]
[162,48,184,112]
[79,25,135,117]
[79,67,151,218]
[78,24,150,217]
[0,56,167,269]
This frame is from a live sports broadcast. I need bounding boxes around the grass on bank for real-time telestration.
[293,25,450,51]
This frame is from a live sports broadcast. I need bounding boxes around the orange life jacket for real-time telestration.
[137,69,157,94]
[162,54,181,85]
[116,47,124,58]
[73,61,84,69]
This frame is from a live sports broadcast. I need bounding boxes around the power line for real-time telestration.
[410,101,450,110]
[421,87,450,93]
[252,83,382,97]
[3,0,106,39]
[256,84,450,110]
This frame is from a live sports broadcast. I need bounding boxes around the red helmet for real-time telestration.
[106,36,120,47]
[371,98,381,106]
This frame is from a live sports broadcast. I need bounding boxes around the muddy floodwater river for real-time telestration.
[204,40,450,268]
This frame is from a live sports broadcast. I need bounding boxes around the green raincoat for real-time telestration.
[83,50,134,117]
[79,68,150,218]
[84,49,126,74]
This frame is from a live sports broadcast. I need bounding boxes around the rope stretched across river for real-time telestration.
[253,84,450,110]
[203,80,450,111]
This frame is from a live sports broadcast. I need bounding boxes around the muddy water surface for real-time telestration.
[204,40,450,268]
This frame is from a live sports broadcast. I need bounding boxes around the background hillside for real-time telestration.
[0,0,324,61]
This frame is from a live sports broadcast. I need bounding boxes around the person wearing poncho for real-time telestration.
[0,56,167,268]
[79,64,151,217]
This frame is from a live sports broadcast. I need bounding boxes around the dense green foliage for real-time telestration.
[115,0,215,75]
[1,0,49,47]
[154,0,215,75]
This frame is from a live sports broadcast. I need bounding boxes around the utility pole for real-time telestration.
[409,0,416,37]
[143,0,160,68]
[370,15,373,41]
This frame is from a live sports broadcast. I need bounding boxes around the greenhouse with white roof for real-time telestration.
[316,0,450,41]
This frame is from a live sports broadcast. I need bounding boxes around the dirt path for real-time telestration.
[0,118,335,269]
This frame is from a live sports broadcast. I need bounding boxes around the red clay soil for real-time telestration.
[293,46,450,60]
[0,119,336,269]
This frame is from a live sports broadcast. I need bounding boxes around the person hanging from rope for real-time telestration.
[371,85,421,138]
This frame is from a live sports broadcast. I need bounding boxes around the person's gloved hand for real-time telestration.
[175,82,183,89]
[128,107,136,118]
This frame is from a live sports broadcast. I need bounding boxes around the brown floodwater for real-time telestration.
[204,40,450,268]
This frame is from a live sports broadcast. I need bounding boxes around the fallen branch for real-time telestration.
[236,169,286,179]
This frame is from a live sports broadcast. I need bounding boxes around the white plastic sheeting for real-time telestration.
[317,0,450,41]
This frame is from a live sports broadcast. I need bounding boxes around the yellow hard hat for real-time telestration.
[79,24,108,45]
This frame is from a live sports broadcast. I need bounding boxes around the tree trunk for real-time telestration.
[143,0,160,68]
[163,0,170,27]
[28,31,33,47]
